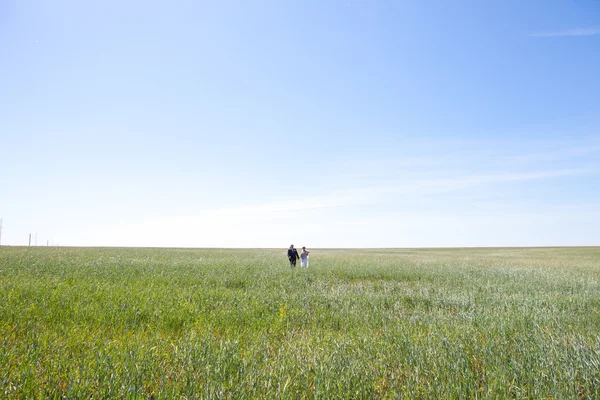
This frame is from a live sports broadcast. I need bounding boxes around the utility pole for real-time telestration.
[0,218,3,246]
[29,233,31,247]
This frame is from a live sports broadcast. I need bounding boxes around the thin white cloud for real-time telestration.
[59,167,599,247]
[506,144,600,163]
[160,167,598,222]
[421,168,597,188]
[199,189,375,217]
[531,28,600,37]
[363,167,598,199]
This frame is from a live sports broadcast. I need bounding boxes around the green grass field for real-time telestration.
[1,246,599,398]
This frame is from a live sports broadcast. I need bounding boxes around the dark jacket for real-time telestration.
[287,247,299,260]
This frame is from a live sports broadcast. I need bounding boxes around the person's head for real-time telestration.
[302,246,306,250]
[290,244,294,248]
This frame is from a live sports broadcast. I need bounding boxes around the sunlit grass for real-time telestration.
[1,246,599,398]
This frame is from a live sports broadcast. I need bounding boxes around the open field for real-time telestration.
[1,246,599,398]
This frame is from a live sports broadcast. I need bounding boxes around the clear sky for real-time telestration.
[1,0,599,248]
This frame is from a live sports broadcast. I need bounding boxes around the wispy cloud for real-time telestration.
[151,188,378,225]
[531,28,600,37]
[86,167,599,247]
[164,167,599,222]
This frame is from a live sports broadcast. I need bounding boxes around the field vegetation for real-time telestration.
[1,246,599,398]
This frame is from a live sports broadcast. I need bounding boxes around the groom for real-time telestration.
[287,244,300,267]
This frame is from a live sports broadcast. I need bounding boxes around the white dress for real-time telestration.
[300,250,310,268]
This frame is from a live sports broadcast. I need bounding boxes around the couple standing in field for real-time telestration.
[287,244,310,268]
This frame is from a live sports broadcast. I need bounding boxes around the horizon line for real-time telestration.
[2,244,598,250]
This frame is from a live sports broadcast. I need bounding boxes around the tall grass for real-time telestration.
[1,247,599,398]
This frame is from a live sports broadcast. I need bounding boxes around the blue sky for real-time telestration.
[1,0,599,247]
